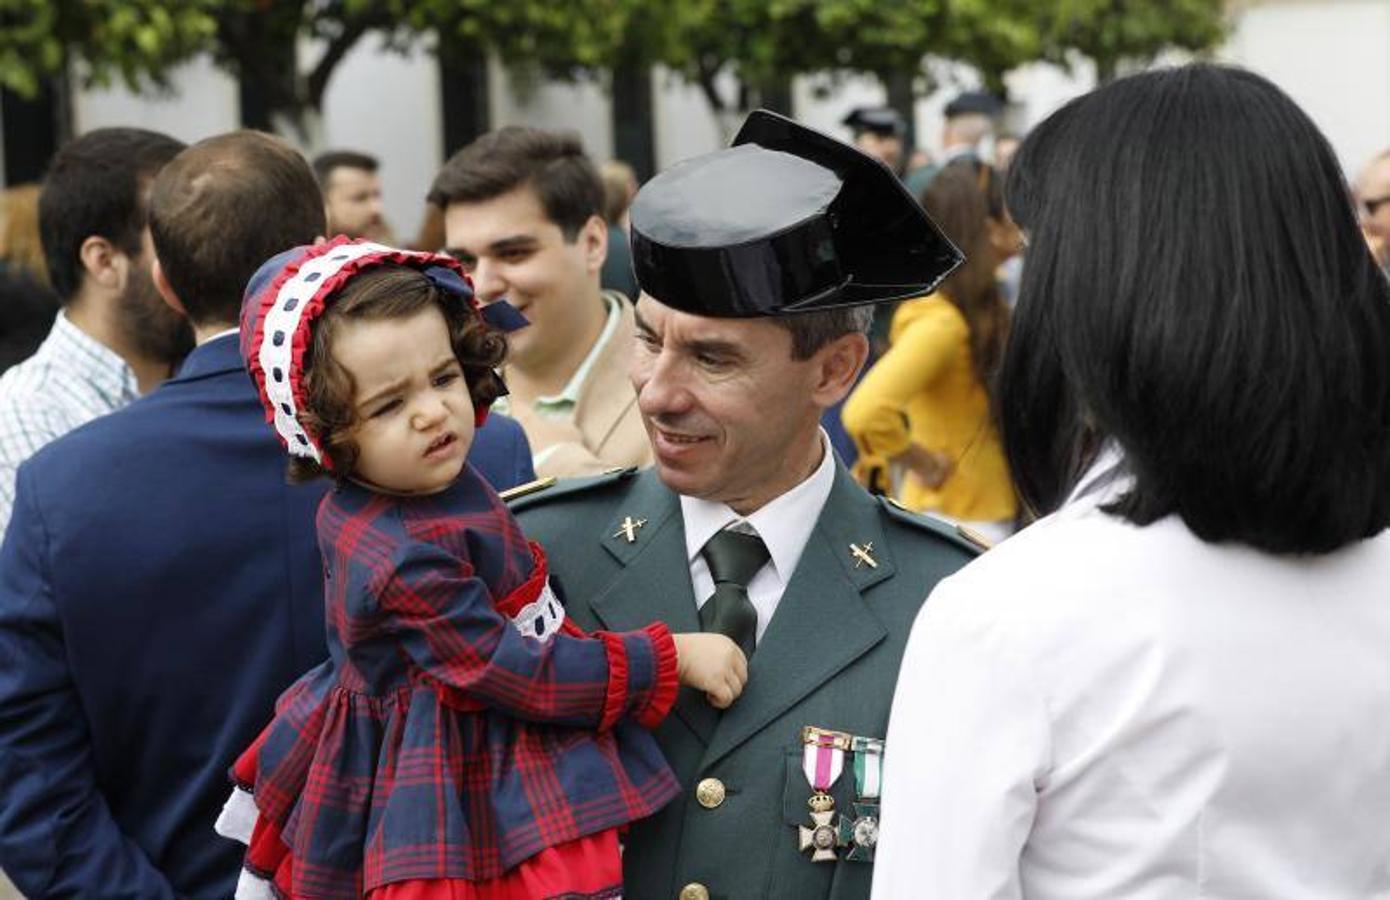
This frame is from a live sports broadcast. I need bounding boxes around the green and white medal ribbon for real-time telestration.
[838,735,883,862]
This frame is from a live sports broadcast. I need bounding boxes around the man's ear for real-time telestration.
[810,330,870,409]
[581,213,608,274]
[151,257,187,317]
[77,235,122,292]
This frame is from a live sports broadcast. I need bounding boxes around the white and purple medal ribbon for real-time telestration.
[802,733,845,798]
[797,727,848,862]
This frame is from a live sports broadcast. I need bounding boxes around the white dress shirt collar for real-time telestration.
[680,430,836,582]
[1062,440,1131,513]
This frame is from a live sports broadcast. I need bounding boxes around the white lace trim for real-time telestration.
[233,867,276,900]
[258,241,397,462]
[214,785,258,845]
[509,580,564,644]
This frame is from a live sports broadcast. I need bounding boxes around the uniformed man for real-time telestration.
[841,106,907,174]
[510,110,979,900]
[904,89,1004,199]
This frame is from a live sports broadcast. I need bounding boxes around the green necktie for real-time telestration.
[699,529,768,658]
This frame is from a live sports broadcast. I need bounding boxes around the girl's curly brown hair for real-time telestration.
[287,264,507,483]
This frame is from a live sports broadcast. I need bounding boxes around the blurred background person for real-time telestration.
[1355,148,1390,277]
[0,185,58,371]
[0,127,188,538]
[430,126,652,477]
[842,159,1019,543]
[993,131,1027,306]
[312,148,395,242]
[842,105,907,174]
[831,104,914,465]
[599,158,640,299]
[994,132,1022,173]
[905,90,1002,198]
[875,64,1390,899]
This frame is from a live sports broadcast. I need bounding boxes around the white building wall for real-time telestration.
[652,66,736,170]
[1220,0,1390,176]
[489,58,613,161]
[318,34,443,244]
[794,72,885,145]
[71,56,238,144]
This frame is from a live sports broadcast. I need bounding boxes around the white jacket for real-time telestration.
[874,464,1390,899]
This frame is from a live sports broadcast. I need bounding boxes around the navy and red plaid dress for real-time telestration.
[222,464,679,898]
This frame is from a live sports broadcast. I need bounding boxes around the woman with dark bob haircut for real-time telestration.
[874,65,1390,898]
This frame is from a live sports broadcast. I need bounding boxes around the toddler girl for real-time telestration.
[216,238,747,899]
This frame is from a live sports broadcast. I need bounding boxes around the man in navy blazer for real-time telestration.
[0,131,534,898]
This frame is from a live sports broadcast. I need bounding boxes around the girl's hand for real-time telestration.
[672,633,749,709]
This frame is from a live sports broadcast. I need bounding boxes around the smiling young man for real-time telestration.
[428,127,652,478]
[512,112,981,900]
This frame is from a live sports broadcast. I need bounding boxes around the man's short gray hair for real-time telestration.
[774,305,875,360]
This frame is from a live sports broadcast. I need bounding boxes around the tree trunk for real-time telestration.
[1095,56,1118,84]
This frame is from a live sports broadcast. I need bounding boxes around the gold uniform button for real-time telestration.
[695,777,726,809]
[679,883,710,900]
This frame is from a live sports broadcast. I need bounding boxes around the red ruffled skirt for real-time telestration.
[222,795,620,899]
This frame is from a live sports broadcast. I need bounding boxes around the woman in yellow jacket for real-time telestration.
[843,161,1020,542]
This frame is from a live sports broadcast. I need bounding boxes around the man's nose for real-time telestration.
[472,257,506,303]
[634,351,692,418]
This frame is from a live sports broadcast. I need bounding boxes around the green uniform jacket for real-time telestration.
[512,464,978,900]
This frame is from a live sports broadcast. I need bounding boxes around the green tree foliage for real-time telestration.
[623,0,952,121]
[0,0,628,135]
[0,0,1228,134]
[0,0,217,97]
[1036,0,1228,83]
[618,0,1047,129]
[620,0,1225,123]
[211,0,633,134]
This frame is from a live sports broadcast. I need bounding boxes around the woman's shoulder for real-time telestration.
[924,503,1155,640]
[891,293,969,341]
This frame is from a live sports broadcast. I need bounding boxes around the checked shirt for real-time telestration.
[0,313,140,536]
[233,464,679,897]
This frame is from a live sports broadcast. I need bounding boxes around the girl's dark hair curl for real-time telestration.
[286,264,506,483]
[1000,64,1390,554]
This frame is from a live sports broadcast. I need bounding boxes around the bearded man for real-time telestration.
[0,127,190,536]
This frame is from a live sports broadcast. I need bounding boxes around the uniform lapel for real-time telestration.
[584,471,720,743]
[702,465,893,768]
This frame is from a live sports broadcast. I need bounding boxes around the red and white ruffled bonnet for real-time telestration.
[238,236,525,471]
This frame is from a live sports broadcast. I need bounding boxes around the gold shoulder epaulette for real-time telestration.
[498,475,558,503]
[878,496,992,555]
[954,524,995,552]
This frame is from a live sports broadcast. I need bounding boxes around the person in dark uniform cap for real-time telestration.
[841,106,907,174]
[905,90,1005,198]
[509,110,980,900]
[942,89,1004,120]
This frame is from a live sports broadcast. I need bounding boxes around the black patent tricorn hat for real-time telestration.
[841,106,905,137]
[630,109,962,318]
